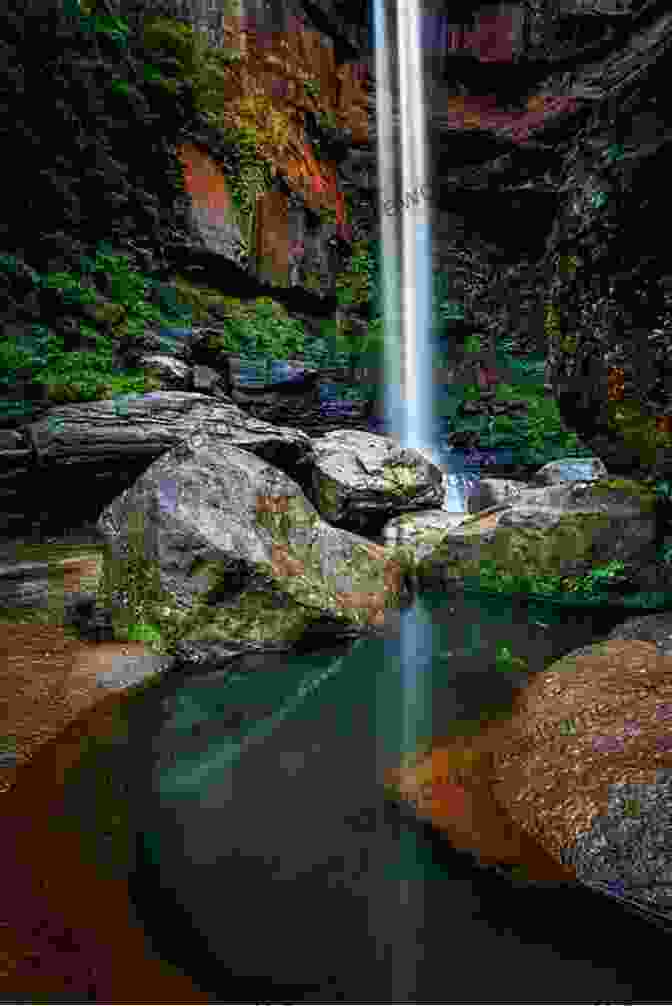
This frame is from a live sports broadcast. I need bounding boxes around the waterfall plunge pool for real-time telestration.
[118,588,672,1003]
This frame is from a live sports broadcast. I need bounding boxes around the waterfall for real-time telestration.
[373,0,464,514]
[371,2,465,997]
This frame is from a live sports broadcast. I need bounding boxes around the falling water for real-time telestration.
[371,1,464,999]
[373,0,464,514]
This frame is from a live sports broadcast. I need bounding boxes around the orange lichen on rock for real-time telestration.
[386,735,576,884]
[0,625,209,1002]
[388,639,672,883]
[608,367,626,401]
[489,639,672,862]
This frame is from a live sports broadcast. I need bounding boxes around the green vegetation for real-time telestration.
[335,240,376,308]
[316,109,338,131]
[97,519,185,655]
[441,369,592,465]
[474,557,628,600]
[218,124,272,245]
[495,644,530,674]
[0,245,185,416]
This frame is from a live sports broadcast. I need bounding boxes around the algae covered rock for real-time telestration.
[96,430,413,656]
[394,477,658,592]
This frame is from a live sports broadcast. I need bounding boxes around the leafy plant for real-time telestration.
[123,621,163,645]
[654,480,672,503]
[439,300,465,322]
[86,12,131,46]
[304,79,320,99]
[141,15,201,77]
[41,269,98,307]
[335,241,375,308]
[316,108,338,131]
[109,77,132,96]
[0,332,46,375]
[480,377,592,464]
[559,718,578,736]
[218,300,307,370]
[495,644,529,674]
[657,541,672,566]
[219,126,271,237]
[475,557,629,601]
[1,246,187,404]
[604,143,626,164]
[558,560,627,596]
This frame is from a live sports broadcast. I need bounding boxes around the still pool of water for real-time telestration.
[125,589,672,1003]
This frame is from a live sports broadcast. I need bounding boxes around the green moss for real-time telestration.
[183,587,318,646]
[544,302,561,341]
[303,270,324,293]
[97,511,182,654]
[142,16,203,80]
[558,255,579,277]
[548,640,614,671]
[171,275,238,322]
[335,240,374,308]
[412,512,613,591]
[178,495,410,646]
[607,400,672,467]
[589,477,658,512]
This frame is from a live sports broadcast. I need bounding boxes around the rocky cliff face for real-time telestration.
[1,0,372,346]
[414,0,672,480]
[2,0,671,485]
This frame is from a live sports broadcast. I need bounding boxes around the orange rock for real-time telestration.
[1,627,209,1001]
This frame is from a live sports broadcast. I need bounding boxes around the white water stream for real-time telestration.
[373,0,465,515]
[371,0,465,997]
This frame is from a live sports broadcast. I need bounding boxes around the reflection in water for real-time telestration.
[376,596,437,1001]
[128,590,670,1003]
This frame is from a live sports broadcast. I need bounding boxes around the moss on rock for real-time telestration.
[589,476,658,512]
[607,400,672,469]
[412,511,615,589]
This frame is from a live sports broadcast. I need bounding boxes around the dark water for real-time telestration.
[126,590,672,1003]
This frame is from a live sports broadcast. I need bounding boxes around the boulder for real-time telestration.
[388,631,672,923]
[603,611,672,656]
[0,548,104,615]
[379,509,468,564]
[465,477,525,513]
[190,364,232,399]
[96,430,414,655]
[488,637,672,922]
[137,354,192,391]
[388,475,658,590]
[2,391,668,648]
[304,431,445,536]
[532,458,609,486]
[1,392,317,531]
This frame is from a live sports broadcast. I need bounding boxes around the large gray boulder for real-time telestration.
[97,430,415,656]
[304,430,445,536]
[389,475,659,592]
[2,392,317,531]
[136,354,192,391]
